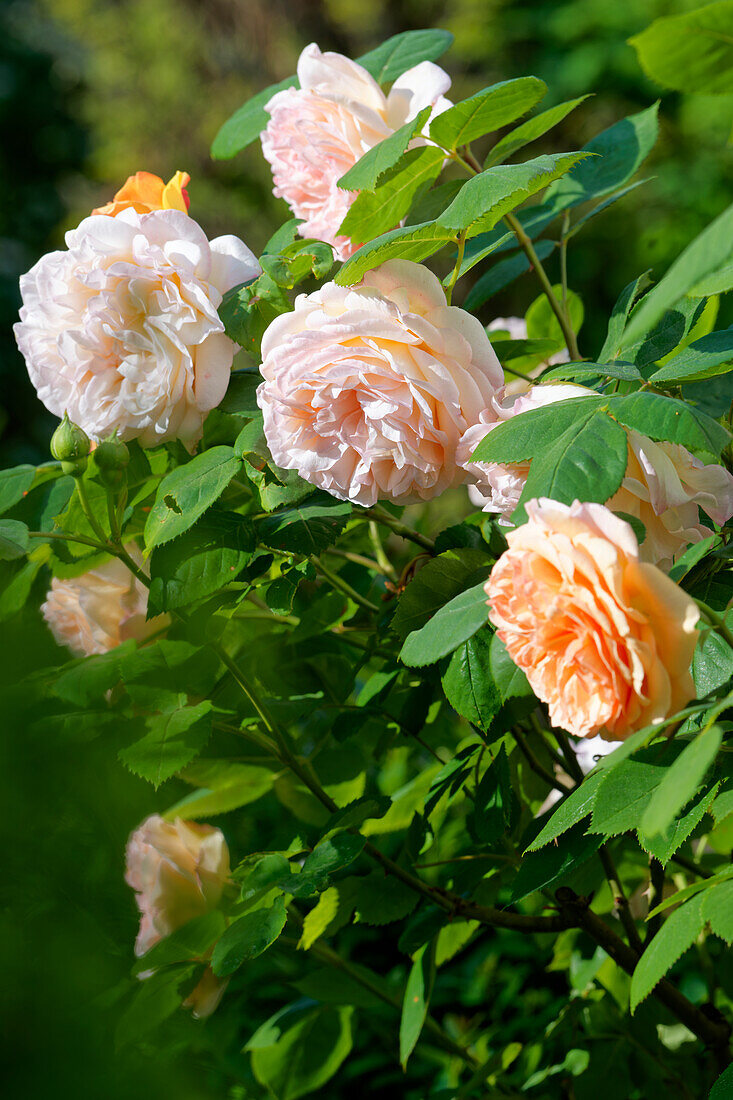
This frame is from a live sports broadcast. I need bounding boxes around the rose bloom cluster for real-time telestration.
[13,42,733,1010]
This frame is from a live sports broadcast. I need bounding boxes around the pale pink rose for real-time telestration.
[41,548,166,657]
[486,499,699,740]
[458,382,733,568]
[257,259,503,505]
[261,43,452,260]
[15,209,259,449]
[125,814,230,957]
[183,966,230,1019]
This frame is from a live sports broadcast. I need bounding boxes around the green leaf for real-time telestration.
[116,964,196,1048]
[470,395,602,464]
[640,726,723,837]
[541,360,642,383]
[621,297,706,367]
[400,582,489,668]
[437,153,588,237]
[299,888,341,950]
[704,879,733,943]
[598,272,654,361]
[337,108,430,192]
[250,1004,354,1100]
[512,825,602,903]
[53,640,137,705]
[0,558,41,621]
[119,699,213,788]
[165,761,275,819]
[468,744,516,844]
[399,942,436,1068]
[629,3,733,95]
[144,447,242,549]
[526,285,584,346]
[630,893,705,1012]
[463,240,555,310]
[219,274,291,358]
[0,464,36,516]
[514,410,628,520]
[589,760,667,837]
[544,103,659,208]
[489,632,532,701]
[647,867,733,919]
[338,145,445,243]
[391,547,491,639]
[688,261,733,298]
[292,966,384,1010]
[148,509,255,613]
[484,96,590,168]
[638,785,719,867]
[608,391,731,457]
[219,371,262,417]
[710,1064,733,1100]
[132,911,227,974]
[493,335,560,366]
[442,629,500,729]
[212,897,287,977]
[357,29,454,83]
[430,77,547,151]
[211,76,297,159]
[649,326,733,384]
[0,519,29,561]
[336,220,457,285]
[260,239,334,289]
[353,871,418,925]
[256,497,352,554]
[526,769,604,852]
[239,854,292,907]
[622,201,733,347]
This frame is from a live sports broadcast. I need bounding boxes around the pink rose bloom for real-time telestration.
[458,382,733,569]
[486,499,699,740]
[15,209,259,449]
[261,43,452,260]
[41,549,166,657]
[257,259,503,505]
[125,814,230,957]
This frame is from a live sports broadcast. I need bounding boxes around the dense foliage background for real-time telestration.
[2,2,733,1098]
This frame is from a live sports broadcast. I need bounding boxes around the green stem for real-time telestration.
[311,557,380,614]
[363,505,435,553]
[504,211,581,361]
[28,529,108,553]
[74,476,108,545]
[695,598,733,649]
[368,520,398,582]
[444,232,466,305]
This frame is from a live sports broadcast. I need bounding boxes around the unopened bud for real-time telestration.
[51,413,90,477]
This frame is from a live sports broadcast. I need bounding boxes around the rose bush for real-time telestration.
[5,21,733,1100]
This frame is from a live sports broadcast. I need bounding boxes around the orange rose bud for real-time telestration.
[92,170,190,217]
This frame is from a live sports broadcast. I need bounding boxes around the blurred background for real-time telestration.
[2,1,732,1096]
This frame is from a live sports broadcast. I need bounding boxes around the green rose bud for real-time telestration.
[50,413,90,477]
[95,434,130,491]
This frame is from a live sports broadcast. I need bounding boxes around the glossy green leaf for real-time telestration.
[484,96,590,168]
[144,447,242,549]
[336,221,456,285]
[211,76,297,159]
[212,897,287,977]
[463,240,555,309]
[608,391,731,457]
[442,629,501,729]
[0,519,29,561]
[165,761,275,819]
[430,77,547,151]
[470,395,602,464]
[256,497,352,554]
[358,29,454,83]
[640,726,723,837]
[391,547,491,639]
[0,464,36,516]
[526,769,605,851]
[119,699,213,788]
[338,145,445,243]
[148,509,255,613]
[649,325,733,383]
[589,760,667,837]
[630,893,705,1012]
[598,271,654,361]
[399,942,436,1068]
[337,108,430,192]
[249,1004,354,1100]
[437,152,587,237]
[400,581,489,668]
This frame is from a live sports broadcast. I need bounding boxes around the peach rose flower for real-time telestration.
[41,549,166,657]
[261,43,451,260]
[458,382,733,569]
[125,814,230,957]
[92,170,191,217]
[485,499,699,740]
[14,208,259,448]
[257,259,503,505]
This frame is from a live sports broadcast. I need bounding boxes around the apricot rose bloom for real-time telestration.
[257,259,503,505]
[458,382,733,569]
[92,170,191,217]
[261,43,451,260]
[125,814,230,957]
[41,550,165,657]
[15,208,259,448]
[485,499,699,740]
